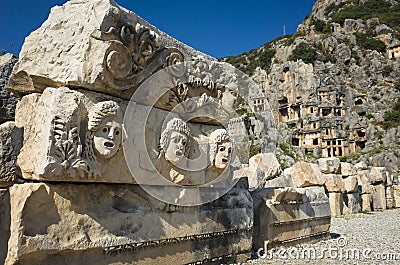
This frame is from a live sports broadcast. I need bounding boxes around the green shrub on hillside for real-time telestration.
[330,0,400,33]
[311,18,332,34]
[383,100,400,129]
[355,32,386,53]
[288,42,317,64]
[258,47,276,71]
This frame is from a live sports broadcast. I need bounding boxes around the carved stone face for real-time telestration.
[221,88,237,110]
[93,116,122,160]
[165,131,188,164]
[214,141,232,170]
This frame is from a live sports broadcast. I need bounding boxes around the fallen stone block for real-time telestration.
[361,193,372,212]
[318,157,341,174]
[386,186,395,209]
[328,192,343,217]
[354,161,367,171]
[343,175,358,193]
[394,185,400,208]
[370,167,387,184]
[323,174,344,193]
[289,162,325,188]
[371,184,386,211]
[343,192,361,214]
[340,162,356,177]
[245,153,282,190]
[357,170,372,194]
[6,183,253,265]
[252,186,331,250]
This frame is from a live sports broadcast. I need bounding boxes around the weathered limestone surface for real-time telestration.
[323,174,344,193]
[0,122,23,187]
[394,185,400,208]
[0,54,18,123]
[0,189,10,265]
[317,158,341,174]
[357,169,372,194]
[386,186,395,209]
[340,162,356,177]
[3,0,260,264]
[7,0,212,99]
[343,192,361,214]
[252,187,330,250]
[15,87,132,183]
[6,183,253,265]
[361,193,372,212]
[245,153,282,189]
[342,175,358,193]
[370,167,387,184]
[328,192,343,217]
[371,184,386,211]
[289,162,325,188]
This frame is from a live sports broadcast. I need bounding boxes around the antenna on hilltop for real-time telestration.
[283,24,286,35]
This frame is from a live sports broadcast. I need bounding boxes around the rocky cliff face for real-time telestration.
[223,0,400,170]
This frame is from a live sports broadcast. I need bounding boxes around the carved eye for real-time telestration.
[115,130,120,136]
[102,127,108,133]
[182,140,186,146]
[227,148,232,154]
[219,146,225,152]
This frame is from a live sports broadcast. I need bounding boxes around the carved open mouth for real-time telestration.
[104,142,114,148]
[175,150,183,157]
[222,158,228,163]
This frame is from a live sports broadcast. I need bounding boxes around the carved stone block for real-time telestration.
[7,0,212,99]
[252,187,330,250]
[5,183,253,265]
[16,87,132,183]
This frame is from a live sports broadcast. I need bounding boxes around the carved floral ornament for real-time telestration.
[100,22,185,91]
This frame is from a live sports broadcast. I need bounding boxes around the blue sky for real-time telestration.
[1,0,316,58]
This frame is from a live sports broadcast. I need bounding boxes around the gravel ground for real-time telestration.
[242,208,400,264]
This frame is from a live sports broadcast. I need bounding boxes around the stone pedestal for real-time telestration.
[371,184,386,211]
[394,185,400,208]
[5,183,253,265]
[386,186,395,209]
[252,187,331,250]
[328,192,343,217]
[360,193,372,212]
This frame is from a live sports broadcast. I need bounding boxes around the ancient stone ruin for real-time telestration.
[1,0,400,264]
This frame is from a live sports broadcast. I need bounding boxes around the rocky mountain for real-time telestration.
[222,0,400,172]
